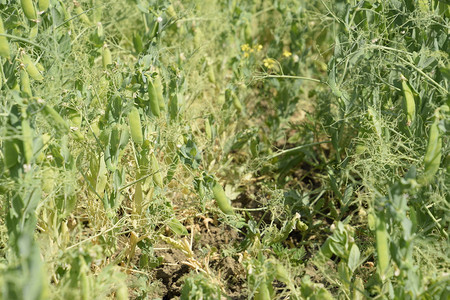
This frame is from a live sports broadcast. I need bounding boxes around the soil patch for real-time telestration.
[153,216,246,299]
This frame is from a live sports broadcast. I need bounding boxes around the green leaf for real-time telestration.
[348,244,360,273]
[168,218,188,236]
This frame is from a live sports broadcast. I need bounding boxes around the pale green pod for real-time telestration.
[36,62,45,72]
[166,5,177,18]
[194,29,202,49]
[168,92,178,120]
[401,75,416,126]
[95,22,104,42]
[151,153,163,188]
[79,258,90,300]
[421,119,442,184]
[20,68,32,98]
[128,107,143,144]
[168,217,188,235]
[254,281,271,300]
[232,92,243,113]
[154,73,165,111]
[21,0,37,21]
[22,53,44,81]
[147,78,161,117]
[22,117,34,164]
[115,283,129,300]
[352,277,365,300]
[274,263,290,284]
[133,33,143,54]
[3,139,20,169]
[74,2,91,25]
[42,167,54,193]
[355,144,367,155]
[368,213,376,231]
[134,182,143,214]
[39,102,71,135]
[212,182,234,215]
[367,107,382,139]
[375,214,390,279]
[38,0,50,12]
[96,153,108,198]
[150,20,159,39]
[205,118,212,140]
[29,22,39,39]
[102,44,112,68]
[244,21,252,43]
[0,17,11,59]
[58,0,73,30]
[207,63,215,84]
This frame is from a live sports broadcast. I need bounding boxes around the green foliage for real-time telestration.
[0,0,448,298]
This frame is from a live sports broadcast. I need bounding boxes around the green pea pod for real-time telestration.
[168,217,188,235]
[134,182,143,214]
[205,118,212,141]
[102,44,112,68]
[375,213,390,279]
[150,20,159,39]
[21,53,44,81]
[368,213,376,231]
[21,0,37,21]
[42,167,55,194]
[38,0,50,12]
[212,182,234,215]
[232,92,243,113]
[20,68,32,98]
[3,138,20,169]
[133,33,144,53]
[274,263,290,284]
[96,153,108,198]
[29,22,38,39]
[39,101,70,136]
[166,5,177,18]
[147,78,161,117]
[79,258,90,300]
[352,276,365,300]
[420,119,442,184]
[58,0,73,30]
[0,17,11,59]
[168,92,178,120]
[151,152,163,188]
[115,283,129,300]
[254,281,272,300]
[154,73,165,111]
[401,74,416,126]
[128,107,143,144]
[21,117,34,164]
[367,107,382,139]
[207,63,215,84]
[74,2,91,25]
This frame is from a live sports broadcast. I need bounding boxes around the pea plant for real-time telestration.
[0,0,448,299]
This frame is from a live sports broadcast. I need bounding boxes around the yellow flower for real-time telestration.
[241,44,250,52]
[283,50,292,57]
[263,58,276,69]
[255,44,263,52]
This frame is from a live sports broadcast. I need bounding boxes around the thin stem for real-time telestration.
[267,141,332,160]
[256,74,325,84]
